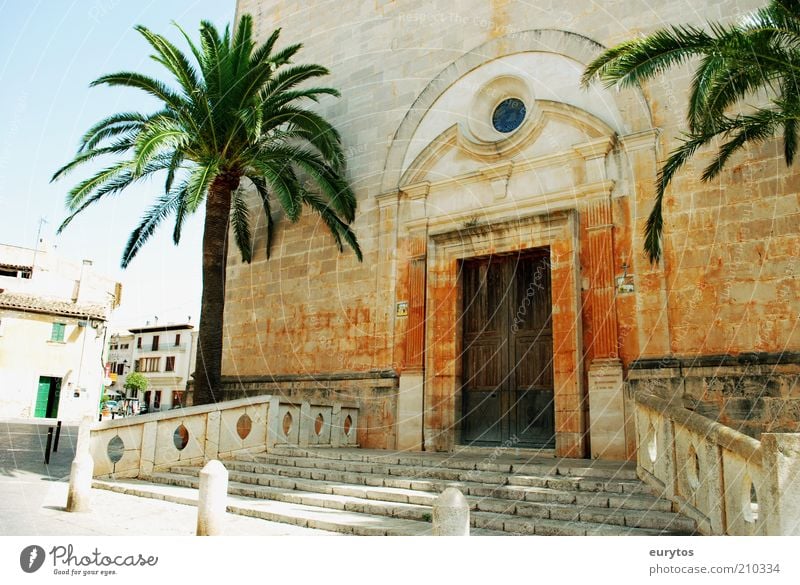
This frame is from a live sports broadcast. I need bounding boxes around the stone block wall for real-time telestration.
[627,353,800,439]
[226,0,797,374]
[224,0,800,452]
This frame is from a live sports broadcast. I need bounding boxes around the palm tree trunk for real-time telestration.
[192,174,239,405]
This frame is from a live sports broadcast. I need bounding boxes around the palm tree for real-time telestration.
[582,0,800,263]
[52,15,361,405]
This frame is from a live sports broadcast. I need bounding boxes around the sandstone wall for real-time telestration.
[225,0,800,447]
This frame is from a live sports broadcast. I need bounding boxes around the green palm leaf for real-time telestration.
[584,0,800,263]
[53,14,359,406]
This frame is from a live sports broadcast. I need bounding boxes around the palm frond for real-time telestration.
[261,64,330,99]
[132,118,187,175]
[52,139,134,181]
[135,25,201,99]
[230,188,253,262]
[121,191,183,268]
[91,71,187,112]
[302,192,362,260]
[63,161,131,210]
[267,106,345,170]
[231,14,255,77]
[78,112,149,152]
[185,162,220,211]
[249,158,303,221]
[645,133,710,263]
[268,42,301,67]
[247,175,275,258]
[583,25,712,89]
[267,144,354,221]
[249,27,281,69]
[171,181,190,244]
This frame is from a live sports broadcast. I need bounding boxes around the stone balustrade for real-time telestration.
[89,395,358,479]
[634,391,800,535]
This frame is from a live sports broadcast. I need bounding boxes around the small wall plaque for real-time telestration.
[396,301,409,317]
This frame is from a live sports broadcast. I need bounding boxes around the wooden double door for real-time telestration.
[460,251,555,448]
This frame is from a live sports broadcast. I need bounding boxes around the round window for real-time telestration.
[492,98,527,133]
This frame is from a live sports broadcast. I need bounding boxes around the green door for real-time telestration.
[34,377,50,418]
[34,377,61,418]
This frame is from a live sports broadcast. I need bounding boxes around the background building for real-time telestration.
[106,322,197,413]
[222,0,799,458]
[0,242,121,421]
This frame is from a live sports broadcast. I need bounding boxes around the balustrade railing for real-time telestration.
[89,395,358,479]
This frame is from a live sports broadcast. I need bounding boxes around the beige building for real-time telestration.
[0,243,120,421]
[221,0,799,459]
[106,323,198,413]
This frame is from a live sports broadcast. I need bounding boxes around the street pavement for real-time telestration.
[0,420,335,536]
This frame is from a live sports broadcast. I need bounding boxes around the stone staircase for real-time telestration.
[94,447,697,536]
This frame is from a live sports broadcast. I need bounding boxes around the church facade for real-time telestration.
[222,0,800,460]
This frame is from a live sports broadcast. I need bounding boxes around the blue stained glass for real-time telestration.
[492,98,526,133]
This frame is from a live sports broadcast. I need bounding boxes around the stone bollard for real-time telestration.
[66,451,94,512]
[196,460,229,536]
[432,487,470,536]
[67,416,95,513]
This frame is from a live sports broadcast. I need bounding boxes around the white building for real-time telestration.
[106,322,198,413]
[0,242,120,421]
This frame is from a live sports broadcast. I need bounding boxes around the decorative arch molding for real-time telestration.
[399,99,617,189]
[380,28,655,194]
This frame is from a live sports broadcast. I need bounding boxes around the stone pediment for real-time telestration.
[400,100,615,188]
[398,100,617,232]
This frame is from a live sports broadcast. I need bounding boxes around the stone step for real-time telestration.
[239,453,645,493]
[234,456,649,495]
[261,447,640,481]
[92,478,485,536]
[96,476,676,536]
[154,469,694,534]
[170,463,671,512]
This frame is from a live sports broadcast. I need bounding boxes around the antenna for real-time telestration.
[31,217,48,277]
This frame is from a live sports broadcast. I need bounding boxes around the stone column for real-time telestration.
[551,211,586,458]
[576,138,628,460]
[396,182,430,451]
[584,196,627,460]
[397,249,426,451]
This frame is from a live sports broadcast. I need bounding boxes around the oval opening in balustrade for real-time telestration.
[282,412,293,436]
[237,414,253,440]
[743,477,759,524]
[173,424,189,451]
[314,413,324,436]
[107,435,124,464]
[343,414,353,437]
[646,423,657,464]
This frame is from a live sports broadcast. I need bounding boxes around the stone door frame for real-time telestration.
[422,210,585,457]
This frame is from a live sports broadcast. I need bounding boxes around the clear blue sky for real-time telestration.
[0,1,234,329]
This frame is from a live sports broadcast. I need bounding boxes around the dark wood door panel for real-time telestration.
[512,388,555,447]
[462,259,507,335]
[463,341,506,389]
[461,390,503,445]
[513,336,554,390]
[460,252,556,448]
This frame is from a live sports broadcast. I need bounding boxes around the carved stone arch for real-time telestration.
[380,28,655,194]
[399,99,619,188]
